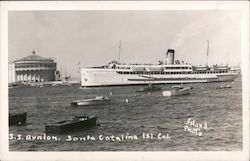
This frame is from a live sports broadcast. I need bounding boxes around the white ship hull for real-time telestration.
[81,68,238,87]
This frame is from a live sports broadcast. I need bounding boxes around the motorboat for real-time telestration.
[9,112,27,126]
[162,85,191,96]
[71,96,111,107]
[45,116,97,134]
[136,83,161,92]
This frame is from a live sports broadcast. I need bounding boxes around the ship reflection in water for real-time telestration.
[9,77,242,151]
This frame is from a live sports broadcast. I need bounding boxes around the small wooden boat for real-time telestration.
[216,84,231,89]
[9,112,27,126]
[162,86,191,96]
[71,96,111,107]
[45,116,97,134]
[136,83,161,92]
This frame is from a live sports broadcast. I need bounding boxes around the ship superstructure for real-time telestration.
[81,49,239,87]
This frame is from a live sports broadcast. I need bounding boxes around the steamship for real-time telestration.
[81,49,240,87]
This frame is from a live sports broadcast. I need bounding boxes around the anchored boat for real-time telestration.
[71,96,111,107]
[45,116,97,134]
[162,86,191,96]
[9,112,27,126]
[216,84,231,89]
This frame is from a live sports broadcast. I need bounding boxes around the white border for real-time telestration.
[0,1,249,161]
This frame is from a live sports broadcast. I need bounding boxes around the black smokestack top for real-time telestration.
[166,49,175,64]
[167,49,175,54]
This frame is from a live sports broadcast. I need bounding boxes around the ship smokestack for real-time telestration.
[166,49,175,64]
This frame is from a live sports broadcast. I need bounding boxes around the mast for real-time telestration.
[65,67,67,79]
[60,65,62,80]
[206,40,209,66]
[118,40,121,63]
[77,62,81,73]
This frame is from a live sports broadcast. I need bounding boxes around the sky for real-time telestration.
[8,10,241,78]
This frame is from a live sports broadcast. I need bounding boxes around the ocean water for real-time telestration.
[9,77,242,151]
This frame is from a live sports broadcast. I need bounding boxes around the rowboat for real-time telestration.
[45,116,97,134]
[71,96,111,107]
[216,84,231,89]
[9,112,27,126]
[162,86,191,96]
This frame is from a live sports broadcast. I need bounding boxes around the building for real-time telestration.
[8,62,16,83]
[12,51,57,82]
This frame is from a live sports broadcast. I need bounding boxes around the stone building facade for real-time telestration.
[13,51,57,82]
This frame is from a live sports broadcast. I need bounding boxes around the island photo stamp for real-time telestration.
[0,1,249,161]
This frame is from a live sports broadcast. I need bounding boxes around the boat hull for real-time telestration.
[162,87,191,96]
[71,98,111,107]
[9,112,27,126]
[45,116,97,134]
[81,68,239,87]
